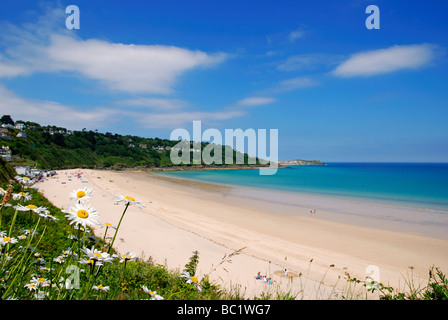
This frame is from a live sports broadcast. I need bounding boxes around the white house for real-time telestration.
[0,145,12,160]
[15,166,31,176]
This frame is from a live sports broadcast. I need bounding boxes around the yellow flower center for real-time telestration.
[97,285,104,289]
[104,222,112,227]
[93,252,101,258]
[18,192,26,196]
[76,190,86,198]
[26,204,37,209]
[3,237,11,242]
[38,278,45,282]
[125,196,135,202]
[77,210,89,219]
[191,276,198,284]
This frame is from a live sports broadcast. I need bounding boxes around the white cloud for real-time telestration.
[44,35,227,94]
[288,28,305,42]
[272,77,319,92]
[0,85,119,130]
[117,97,190,111]
[236,96,276,107]
[277,53,341,72]
[332,44,436,77]
[135,110,246,129]
[0,9,227,94]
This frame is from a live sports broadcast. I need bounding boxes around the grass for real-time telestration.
[0,177,446,300]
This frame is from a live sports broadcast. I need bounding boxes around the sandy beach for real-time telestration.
[36,168,448,299]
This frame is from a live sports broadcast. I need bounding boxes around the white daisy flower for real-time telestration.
[0,187,6,196]
[53,256,65,264]
[142,285,164,300]
[15,175,34,186]
[39,212,59,222]
[100,222,117,230]
[30,276,50,288]
[113,194,145,208]
[69,187,93,203]
[82,246,114,264]
[14,204,48,214]
[92,285,110,292]
[181,271,203,293]
[12,192,32,201]
[63,203,101,228]
[78,258,101,267]
[24,282,38,291]
[0,236,18,246]
[113,251,138,263]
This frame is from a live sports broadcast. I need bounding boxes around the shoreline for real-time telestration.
[154,171,448,241]
[36,168,448,299]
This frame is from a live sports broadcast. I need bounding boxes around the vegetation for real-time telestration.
[0,179,236,300]
[0,115,264,170]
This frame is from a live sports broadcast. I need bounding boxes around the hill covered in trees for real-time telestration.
[0,115,262,170]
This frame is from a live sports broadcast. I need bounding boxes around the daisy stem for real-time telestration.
[108,203,129,254]
[7,208,19,239]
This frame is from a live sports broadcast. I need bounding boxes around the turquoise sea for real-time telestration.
[158,163,448,211]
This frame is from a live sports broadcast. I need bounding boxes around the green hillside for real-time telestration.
[0,116,263,170]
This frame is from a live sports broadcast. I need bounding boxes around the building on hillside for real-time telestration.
[0,145,12,161]
[15,166,31,177]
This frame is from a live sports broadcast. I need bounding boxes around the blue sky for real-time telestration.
[0,0,447,162]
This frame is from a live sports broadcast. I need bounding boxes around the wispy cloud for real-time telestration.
[277,53,342,72]
[0,85,119,130]
[235,96,276,107]
[332,44,437,77]
[288,28,306,42]
[271,77,319,93]
[116,97,190,111]
[0,7,227,95]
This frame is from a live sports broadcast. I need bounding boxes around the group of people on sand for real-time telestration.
[255,272,273,285]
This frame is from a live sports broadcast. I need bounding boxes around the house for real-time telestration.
[15,123,26,130]
[0,131,11,140]
[16,132,27,138]
[15,166,31,177]
[139,144,147,149]
[0,145,12,161]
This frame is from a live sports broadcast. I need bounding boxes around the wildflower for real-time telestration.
[113,194,145,208]
[0,187,5,196]
[14,204,48,214]
[12,192,32,201]
[39,212,59,222]
[53,256,65,264]
[61,248,78,258]
[113,251,138,263]
[69,187,93,203]
[39,267,55,272]
[92,285,110,292]
[142,286,164,300]
[15,175,34,186]
[63,203,101,228]
[30,276,50,288]
[181,271,203,293]
[24,283,38,291]
[100,222,117,230]
[82,246,114,264]
[78,258,101,267]
[18,234,27,240]
[0,236,18,246]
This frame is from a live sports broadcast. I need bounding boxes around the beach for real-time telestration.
[36,168,448,299]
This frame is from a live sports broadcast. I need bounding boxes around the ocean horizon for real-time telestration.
[157,162,448,212]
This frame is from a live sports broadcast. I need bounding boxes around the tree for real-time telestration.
[0,115,14,125]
